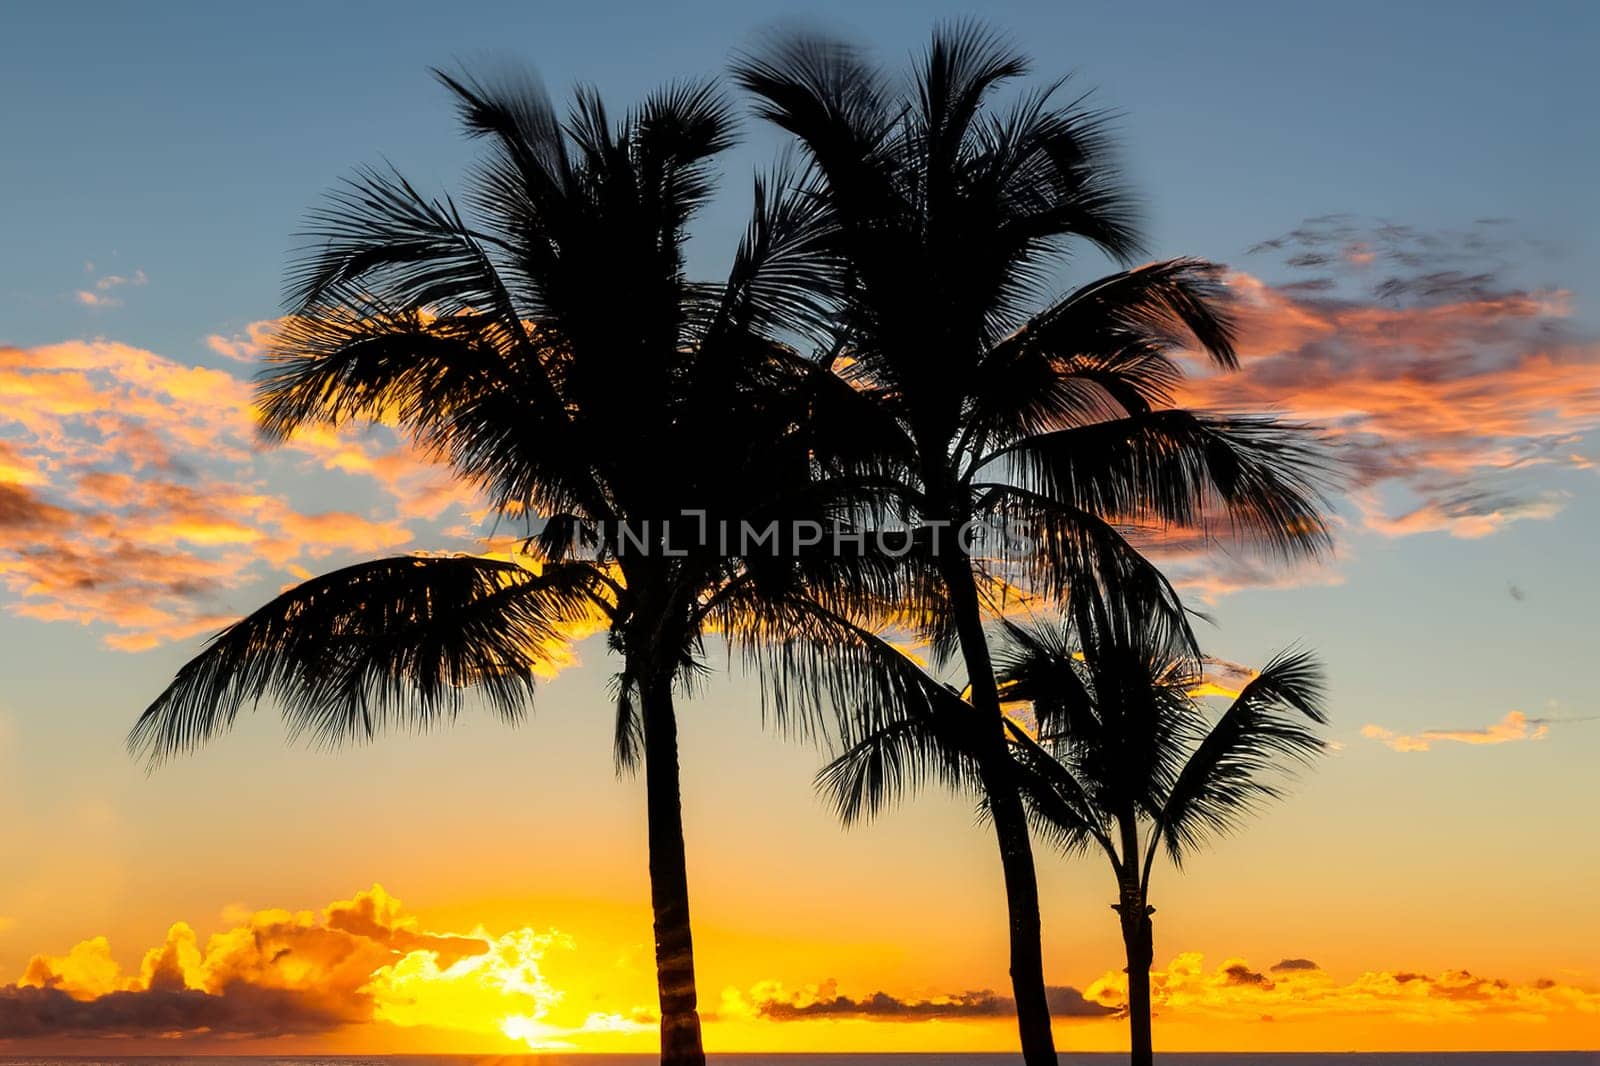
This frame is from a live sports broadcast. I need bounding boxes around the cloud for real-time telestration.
[1360,710,1559,752]
[205,318,281,363]
[725,978,1114,1022]
[18,213,1600,635]
[1271,958,1321,972]
[3,886,486,1041]
[1220,962,1271,987]
[1131,522,1350,602]
[0,982,358,1040]
[74,269,147,310]
[0,885,652,1049]
[1083,951,1600,1026]
[1,337,482,649]
[1187,219,1600,544]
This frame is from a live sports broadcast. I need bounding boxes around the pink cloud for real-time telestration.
[1189,220,1600,542]
[0,337,481,650]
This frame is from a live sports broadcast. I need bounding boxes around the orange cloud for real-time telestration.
[1083,951,1600,1028]
[205,318,282,363]
[1188,219,1600,543]
[1360,710,1557,752]
[0,886,660,1051]
[1,337,482,649]
[8,892,1597,1052]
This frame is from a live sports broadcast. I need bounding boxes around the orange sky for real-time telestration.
[2,21,1599,1054]
[5,884,1596,1054]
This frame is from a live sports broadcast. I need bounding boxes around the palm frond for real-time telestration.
[732,33,893,180]
[1156,647,1329,867]
[634,78,739,232]
[817,712,980,825]
[286,164,517,323]
[706,158,838,339]
[258,310,595,521]
[1003,719,1115,862]
[609,669,644,775]
[972,78,1142,273]
[981,260,1238,403]
[715,588,962,746]
[129,556,601,767]
[974,481,1195,648]
[987,410,1334,559]
[915,21,1030,168]
[996,616,1101,744]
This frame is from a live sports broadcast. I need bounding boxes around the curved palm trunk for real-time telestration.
[1117,894,1154,1066]
[938,550,1059,1066]
[639,674,706,1066]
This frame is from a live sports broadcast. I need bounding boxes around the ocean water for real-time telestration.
[1,1056,1595,1066]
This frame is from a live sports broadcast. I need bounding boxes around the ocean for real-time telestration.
[1,1056,1594,1066]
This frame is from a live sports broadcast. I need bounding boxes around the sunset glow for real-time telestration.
[8,886,1596,1053]
[2,2,1596,1061]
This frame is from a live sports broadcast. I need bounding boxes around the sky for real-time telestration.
[2,0,1598,1054]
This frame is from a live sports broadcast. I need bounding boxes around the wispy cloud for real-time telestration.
[1360,709,1570,752]
[74,268,147,309]
[1102,219,1599,600]
[0,338,481,649]
[1184,219,1600,544]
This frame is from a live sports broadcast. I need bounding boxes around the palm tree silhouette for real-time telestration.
[129,68,845,1066]
[998,586,1329,1066]
[736,24,1330,1062]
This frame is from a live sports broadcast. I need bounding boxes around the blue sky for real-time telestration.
[1,1,1598,1050]
[4,0,1596,354]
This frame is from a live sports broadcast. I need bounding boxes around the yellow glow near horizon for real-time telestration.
[6,884,1597,1054]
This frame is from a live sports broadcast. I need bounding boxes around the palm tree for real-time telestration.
[735,24,1331,1062]
[129,68,845,1066]
[998,586,1329,1066]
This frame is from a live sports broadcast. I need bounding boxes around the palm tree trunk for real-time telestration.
[938,550,1059,1066]
[980,757,1059,1065]
[639,673,706,1066]
[1117,886,1155,1066]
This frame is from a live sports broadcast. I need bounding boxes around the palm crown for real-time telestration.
[737,28,1331,647]
[131,69,837,762]
[995,583,1328,1065]
[728,26,1335,1063]
[1000,589,1329,879]
[130,68,853,1066]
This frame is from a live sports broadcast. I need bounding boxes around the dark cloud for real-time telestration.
[0,982,357,1039]
[1221,963,1272,987]
[0,483,70,531]
[1046,985,1117,1018]
[1270,958,1320,972]
[1247,216,1556,277]
[753,982,1114,1022]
